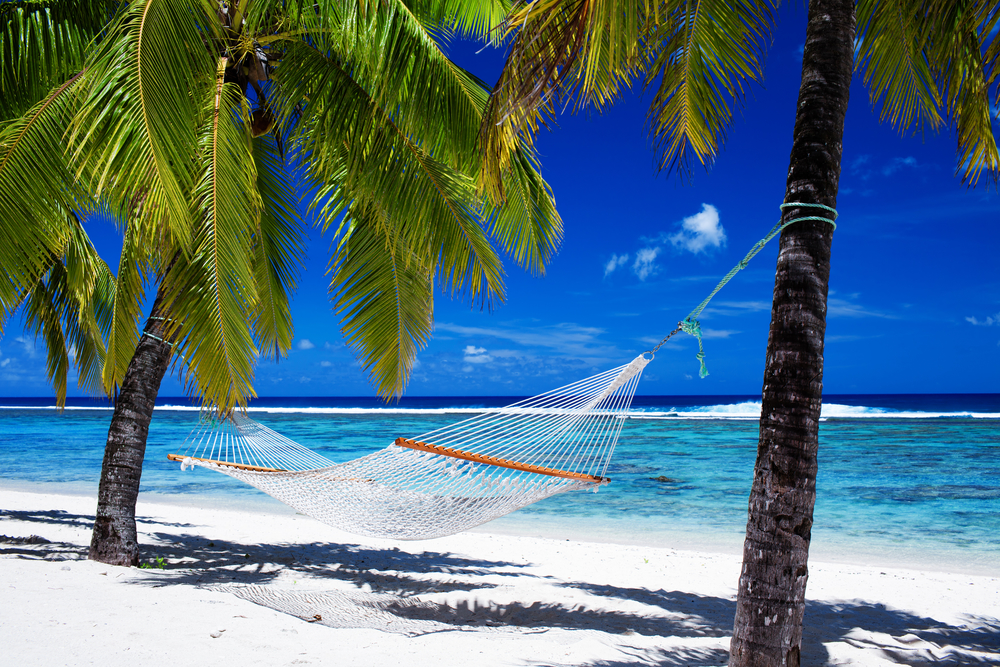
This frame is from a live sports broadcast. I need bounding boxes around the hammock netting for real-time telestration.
[172,354,649,540]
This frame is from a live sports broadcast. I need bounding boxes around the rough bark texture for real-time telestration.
[729,1,855,666]
[89,287,174,567]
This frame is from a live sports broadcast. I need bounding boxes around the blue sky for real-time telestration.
[1,7,998,399]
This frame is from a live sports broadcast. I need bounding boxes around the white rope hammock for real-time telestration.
[170,354,649,540]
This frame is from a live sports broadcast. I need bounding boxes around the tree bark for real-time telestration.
[729,1,855,666]
[89,286,174,566]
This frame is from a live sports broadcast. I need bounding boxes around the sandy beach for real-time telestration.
[1,488,997,666]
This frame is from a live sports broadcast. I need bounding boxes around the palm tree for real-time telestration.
[480,0,999,664]
[1,0,563,566]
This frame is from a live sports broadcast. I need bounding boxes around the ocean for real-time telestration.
[1,393,998,575]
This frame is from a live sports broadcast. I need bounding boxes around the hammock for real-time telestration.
[170,354,650,540]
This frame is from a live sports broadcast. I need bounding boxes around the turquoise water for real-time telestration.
[1,395,998,574]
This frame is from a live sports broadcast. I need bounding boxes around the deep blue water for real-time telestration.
[1,394,998,573]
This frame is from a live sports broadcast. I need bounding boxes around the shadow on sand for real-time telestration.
[2,509,998,666]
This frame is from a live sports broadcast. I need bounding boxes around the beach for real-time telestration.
[2,487,998,666]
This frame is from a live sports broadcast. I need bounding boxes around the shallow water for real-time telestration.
[1,394,998,574]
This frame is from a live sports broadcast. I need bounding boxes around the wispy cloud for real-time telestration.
[297,339,315,350]
[827,293,895,319]
[668,204,726,254]
[882,156,917,177]
[435,321,620,365]
[604,253,629,277]
[701,300,772,316]
[701,329,740,339]
[966,312,1000,326]
[632,247,660,281]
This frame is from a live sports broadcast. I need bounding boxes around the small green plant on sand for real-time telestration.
[140,556,166,570]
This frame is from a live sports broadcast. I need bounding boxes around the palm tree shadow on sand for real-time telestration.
[2,513,998,666]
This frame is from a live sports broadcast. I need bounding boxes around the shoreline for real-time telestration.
[2,488,998,666]
[5,481,997,578]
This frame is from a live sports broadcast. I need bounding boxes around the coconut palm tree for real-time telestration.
[1,0,563,566]
[480,0,999,664]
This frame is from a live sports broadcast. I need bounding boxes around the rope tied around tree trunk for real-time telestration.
[645,202,838,377]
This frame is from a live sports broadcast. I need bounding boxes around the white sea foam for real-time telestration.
[1,401,997,418]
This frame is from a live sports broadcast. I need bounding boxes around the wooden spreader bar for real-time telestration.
[167,453,287,473]
[394,438,609,484]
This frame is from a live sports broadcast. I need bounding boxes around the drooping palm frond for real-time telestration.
[0,0,117,120]
[484,147,563,276]
[329,202,435,397]
[101,218,148,394]
[19,213,114,405]
[251,132,305,360]
[72,0,219,248]
[856,0,943,132]
[164,68,262,413]
[644,0,775,174]
[405,0,510,42]
[278,41,506,308]
[921,0,1000,183]
[0,71,86,329]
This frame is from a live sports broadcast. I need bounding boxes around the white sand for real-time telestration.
[1,488,997,666]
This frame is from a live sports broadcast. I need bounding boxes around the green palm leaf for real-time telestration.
[0,71,86,328]
[856,0,943,131]
[165,68,261,412]
[0,0,117,120]
[330,203,434,397]
[102,218,148,394]
[645,0,775,173]
[72,0,219,247]
[251,133,305,360]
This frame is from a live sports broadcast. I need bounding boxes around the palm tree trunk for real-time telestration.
[88,286,174,566]
[729,1,855,665]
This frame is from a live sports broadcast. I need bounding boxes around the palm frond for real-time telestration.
[279,41,506,308]
[164,68,261,413]
[272,2,492,174]
[484,147,563,276]
[856,0,943,132]
[0,72,86,326]
[645,0,775,174]
[19,212,113,405]
[921,0,1000,183]
[72,0,219,248]
[251,133,305,360]
[330,202,434,398]
[402,0,511,43]
[102,218,148,394]
[0,0,117,120]
[478,0,646,200]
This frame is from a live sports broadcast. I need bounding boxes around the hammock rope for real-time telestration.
[646,202,838,377]
[172,202,837,541]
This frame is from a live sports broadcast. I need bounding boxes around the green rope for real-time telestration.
[646,202,837,377]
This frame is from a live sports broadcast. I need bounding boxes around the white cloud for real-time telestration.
[827,294,894,319]
[299,376,311,383]
[966,313,1000,326]
[604,253,630,277]
[297,339,315,350]
[15,336,36,358]
[882,156,917,177]
[0,359,9,368]
[632,247,660,281]
[463,345,493,364]
[701,329,740,339]
[669,204,726,254]
[320,361,332,367]
[324,341,335,350]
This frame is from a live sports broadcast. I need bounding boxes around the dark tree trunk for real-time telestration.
[729,1,855,665]
[89,286,174,566]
